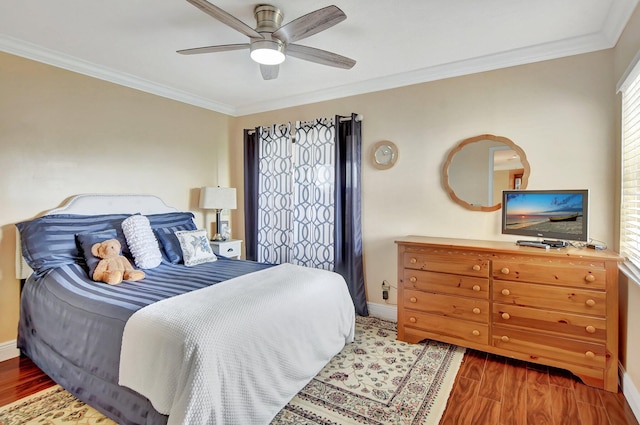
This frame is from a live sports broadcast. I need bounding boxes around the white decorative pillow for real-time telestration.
[121,215,162,269]
[174,229,217,267]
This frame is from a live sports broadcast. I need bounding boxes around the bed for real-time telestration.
[15,194,356,425]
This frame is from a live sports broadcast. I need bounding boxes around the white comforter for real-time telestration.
[119,263,356,425]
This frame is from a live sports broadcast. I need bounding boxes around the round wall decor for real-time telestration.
[371,140,398,169]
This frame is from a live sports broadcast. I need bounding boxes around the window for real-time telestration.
[620,51,640,271]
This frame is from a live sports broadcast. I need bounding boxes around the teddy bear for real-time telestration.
[91,239,145,285]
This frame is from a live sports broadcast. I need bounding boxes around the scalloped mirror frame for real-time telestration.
[442,134,530,212]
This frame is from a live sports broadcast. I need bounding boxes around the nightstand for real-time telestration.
[210,239,242,259]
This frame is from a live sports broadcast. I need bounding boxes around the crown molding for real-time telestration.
[2,0,635,119]
[0,35,236,116]
[601,0,640,45]
[235,31,613,115]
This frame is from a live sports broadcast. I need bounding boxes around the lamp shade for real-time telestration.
[199,187,237,210]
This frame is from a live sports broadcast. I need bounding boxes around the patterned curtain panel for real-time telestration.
[244,114,368,316]
[292,118,336,270]
[256,124,293,264]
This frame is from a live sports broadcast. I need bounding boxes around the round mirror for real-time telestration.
[442,134,530,211]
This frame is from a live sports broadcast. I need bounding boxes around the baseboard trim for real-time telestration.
[366,302,397,322]
[0,340,19,362]
[619,362,640,422]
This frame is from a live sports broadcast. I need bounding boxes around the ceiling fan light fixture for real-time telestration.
[250,40,285,65]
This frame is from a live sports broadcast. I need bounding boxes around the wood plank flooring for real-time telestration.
[0,356,55,406]
[439,349,639,425]
[0,350,638,425]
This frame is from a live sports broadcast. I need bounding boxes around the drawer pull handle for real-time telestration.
[472,264,481,271]
[586,325,596,334]
[472,285,481,292]
[409,317,417,323]
[501,267,510,275]
[472,308,481,314]
[410,258,417,264]
[585,274,596,283]
[472,330,480,336]
[409,297,417,303]
[585,351,595,359]
[585,299,596,307]
[409,276,417,283]
[501,312,510,320]
[501,335,510,342]
[501,289,511,296]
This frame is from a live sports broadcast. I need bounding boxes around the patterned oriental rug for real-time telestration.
[0,317,464,425]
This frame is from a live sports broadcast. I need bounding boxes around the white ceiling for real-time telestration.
[1,0,637,116]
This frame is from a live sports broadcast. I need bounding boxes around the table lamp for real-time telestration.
[199,187,237,241]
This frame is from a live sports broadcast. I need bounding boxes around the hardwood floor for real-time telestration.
[0,356,55,406]
[439,349,640,425]
[0,350,638,425]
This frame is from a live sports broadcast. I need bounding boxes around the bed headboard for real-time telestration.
[15,194,179,280]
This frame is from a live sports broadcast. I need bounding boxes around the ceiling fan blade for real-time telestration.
[272,5,346,44]
[177,43,249,55]
[260,64,279,80]
[186,0,263,39]
[287,44,355,69]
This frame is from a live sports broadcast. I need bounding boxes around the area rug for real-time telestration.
[0,316,464,425]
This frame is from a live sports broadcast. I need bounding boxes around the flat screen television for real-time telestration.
[501,189,589,242]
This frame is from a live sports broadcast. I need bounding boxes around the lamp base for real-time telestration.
[211,233,226,241]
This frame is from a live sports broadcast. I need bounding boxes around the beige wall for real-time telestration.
[0,52,231,343]
[614,3,640,396]
[231,49,616,308]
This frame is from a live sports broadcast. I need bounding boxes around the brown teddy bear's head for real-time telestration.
[91,239,122,259]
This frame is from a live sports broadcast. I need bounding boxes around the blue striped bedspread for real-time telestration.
[19,258,274,394]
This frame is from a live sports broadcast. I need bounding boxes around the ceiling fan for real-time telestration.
[178,0,356,80]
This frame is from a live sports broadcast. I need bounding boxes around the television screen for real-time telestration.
[501,190,589,242]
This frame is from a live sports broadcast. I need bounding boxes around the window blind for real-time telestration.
[620,56,640,270]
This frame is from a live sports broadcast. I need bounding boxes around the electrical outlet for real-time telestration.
[381,280,390,300]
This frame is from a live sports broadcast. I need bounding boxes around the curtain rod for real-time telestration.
[245,113,363,133]
[339,114,364,122]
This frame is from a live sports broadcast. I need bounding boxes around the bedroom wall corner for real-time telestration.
[0,51,232,348]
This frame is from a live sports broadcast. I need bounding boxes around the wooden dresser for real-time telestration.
[395,236,622,392]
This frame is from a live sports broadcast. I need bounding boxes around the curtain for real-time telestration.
[243,114,368,316]
[243,128,259,261]
[256,124,294,264]
[334,114,367,316]
[292,118,336,270]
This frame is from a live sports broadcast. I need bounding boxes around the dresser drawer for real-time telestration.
[404,289,489,323]
[402,269,489,299]
[403,253,489,277]
[493,304,606,342]
[493,260,606,290]
[492,325,606,368]
[402,310,489,345]
[493,280,606,317]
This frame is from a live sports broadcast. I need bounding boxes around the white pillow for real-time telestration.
[121,215,162,269]
[175,229,217,267]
